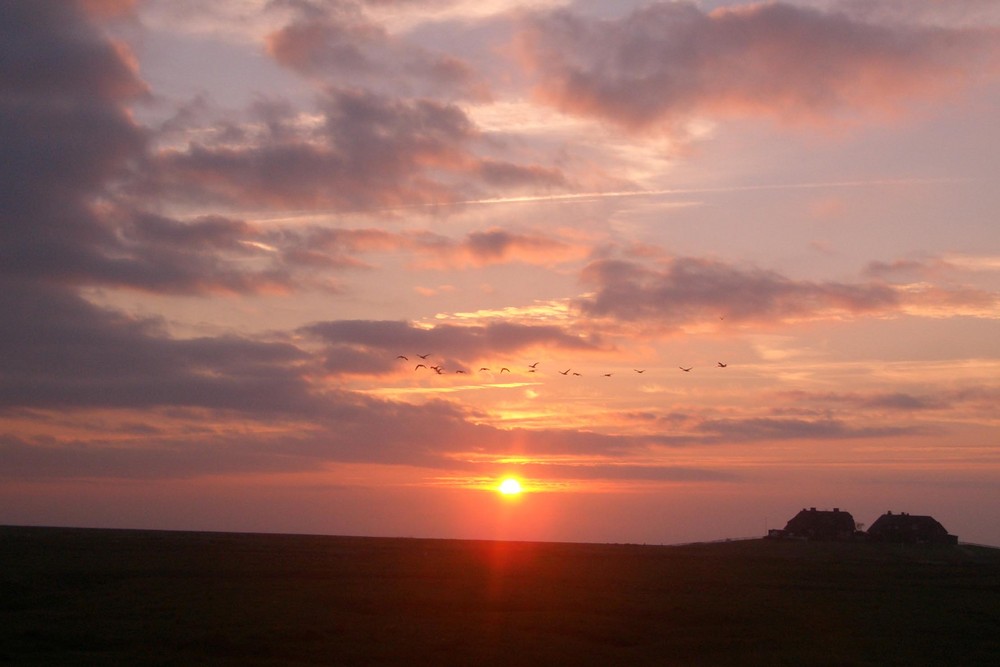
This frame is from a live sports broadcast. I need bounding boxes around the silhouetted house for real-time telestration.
[867,511,958,545]
[769,507,857,541]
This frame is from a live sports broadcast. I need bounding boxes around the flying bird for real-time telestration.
[500,367,510,373]
[396,355,408,360]
[455,369,465,374]
[417,353,431,359]
[479,367,490,372]
[603,373,613,377]
[633,369,645,374]
[573,372,581,376]
[559,369,571,375]
[415,364,426,370]
[528,362,540,368]
[679,367,692,372]
[717,362,728,368]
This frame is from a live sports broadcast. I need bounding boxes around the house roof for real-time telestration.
[783,507,856,536]
[868,512,951,537]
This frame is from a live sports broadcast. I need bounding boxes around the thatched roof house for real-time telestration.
[867,511,958,545]
[771,507,857,541]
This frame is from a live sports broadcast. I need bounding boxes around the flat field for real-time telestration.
[1,526,998,666]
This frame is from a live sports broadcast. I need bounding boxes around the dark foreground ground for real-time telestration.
[1,526,998,666]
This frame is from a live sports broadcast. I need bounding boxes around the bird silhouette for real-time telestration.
[559,369,571,375]
[417,353,430,359]
[573,372,581,376]
[455,369,465,374]
[415,364,426,370]
[634,369,645,374]
[528,362,540,368]
[479,367,490,372]
[396,355,408,360]
[717,362,727,368]
[603,373,613,377]
[679,367,692,372]
[500,367,510,373]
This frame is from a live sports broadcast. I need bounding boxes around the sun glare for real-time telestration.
[498,477,522,495]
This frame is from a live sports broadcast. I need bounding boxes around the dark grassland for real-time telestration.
[1,526,998,666]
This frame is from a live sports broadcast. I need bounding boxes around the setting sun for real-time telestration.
[498,478,523,495]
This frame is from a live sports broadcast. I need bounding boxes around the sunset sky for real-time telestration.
[2,0,999,546]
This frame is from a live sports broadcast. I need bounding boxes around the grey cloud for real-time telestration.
[265,1,484,99]
[860,393,939,411]
[1,2,146,281]
[696,417,918,441]
[0,2,300,296]
[497,461,733,483]
[154,88,476,209]
[781,387,1000,413]
[863,258,939,281]
[0,409,731,483]
[462,228,575,263]
[267,225,584,271]
[127,213,254,249]
[7,4,561,297]
[833,0,1000,29]
[476,160,567,189]
[517,1,1000,131]
[0,433,312,481]
[793,390,941,412]
[576,257,899,326]
[0,281,316,414]
[302,319,601,374]
[150,63,567,211]
[0,1,146,101]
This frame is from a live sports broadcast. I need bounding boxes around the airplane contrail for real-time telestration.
[453,176,972,207]
[247,176,973,223]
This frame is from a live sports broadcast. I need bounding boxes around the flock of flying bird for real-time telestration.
[395,355,728,377]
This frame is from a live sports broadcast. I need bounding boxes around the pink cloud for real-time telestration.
[264,2,486,100]
[517,2,1000,132]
